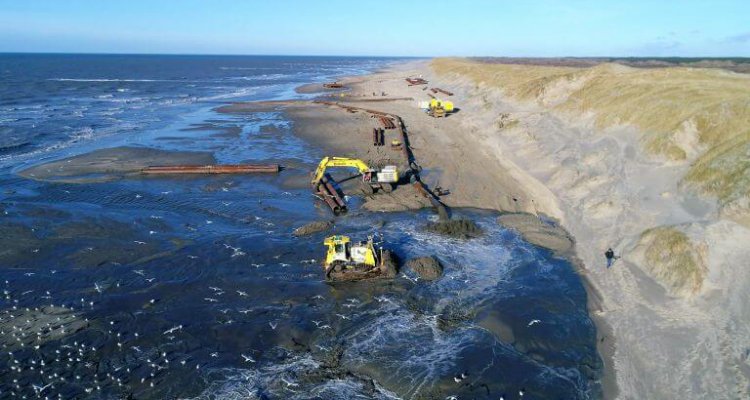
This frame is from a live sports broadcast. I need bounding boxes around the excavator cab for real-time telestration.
[311,157,399,193]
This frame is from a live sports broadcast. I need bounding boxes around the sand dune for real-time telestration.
[433,58,750,228]
[428,58,750,399]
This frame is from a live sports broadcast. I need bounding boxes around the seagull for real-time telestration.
[133,270,145,276]
[241,354,255,363]
[163,325,182,335]
[24,272,36,276]
[311,295,324,300]
[239,309,252,314]
[335,313,350,320]
[32,382,53,394]
[280,377,299,388]
[94,283,102,293]
[204,298,218,303]
[312,320,322,327]
[400,273,419,283]
[236,290,248,297]
[187,255,198,259]
[527,319,541,327]
[145,278,156,283]
[134,241,147,245]
[318,324,332,330]
[374,295,390,303]
[210,352,218,358]
[269,322,277,330]
[453,372,467,383]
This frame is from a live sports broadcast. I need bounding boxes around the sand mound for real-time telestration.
[634,225,707,296]
[293,220,333,236]
[497,213,574,253]
[405,256,443,280]
[18,146,216,183]
[424,218,483,239]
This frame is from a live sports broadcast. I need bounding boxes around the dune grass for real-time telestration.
[433,58,750,221]
[638,226,706,296]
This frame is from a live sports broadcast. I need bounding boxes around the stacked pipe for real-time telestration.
[141,164,280,174]
[379,116,396,129]
[405,78,428,86]
[315,174,347,215]
[372,128,385,146]
[434,88,454,96]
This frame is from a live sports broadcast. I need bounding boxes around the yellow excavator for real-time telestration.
[311,157,399,194]
[322,235,397,281]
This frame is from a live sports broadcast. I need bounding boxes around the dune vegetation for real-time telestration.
[432,58,750,223]
[637,226,707,296]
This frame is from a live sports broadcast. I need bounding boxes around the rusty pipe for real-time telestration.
[141,164,280,174]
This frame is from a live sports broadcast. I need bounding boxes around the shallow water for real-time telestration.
[0,55,601,399]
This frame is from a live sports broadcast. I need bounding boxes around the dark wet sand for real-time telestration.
[18,146,216,183]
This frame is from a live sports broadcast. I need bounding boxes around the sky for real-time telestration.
[1,0,749,57]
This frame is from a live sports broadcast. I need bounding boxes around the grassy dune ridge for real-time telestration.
[432,58,750,223]
[637,226,707,296]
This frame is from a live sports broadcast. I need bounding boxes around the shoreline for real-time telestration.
[218,60,614,397]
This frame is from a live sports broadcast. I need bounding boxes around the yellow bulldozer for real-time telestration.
[322,234,397,282]
[427,98,454,118]
[311,157,399,194]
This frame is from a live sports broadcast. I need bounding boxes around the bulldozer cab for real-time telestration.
[323,235,377,268]
[322,234,396,282]
[324,235,351,265]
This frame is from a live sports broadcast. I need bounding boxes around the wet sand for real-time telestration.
[18,146,216,183]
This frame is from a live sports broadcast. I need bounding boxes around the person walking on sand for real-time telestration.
[605,248,616,268]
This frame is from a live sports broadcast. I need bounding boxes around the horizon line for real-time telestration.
[1,51,749,60]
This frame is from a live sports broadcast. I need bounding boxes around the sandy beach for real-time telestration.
[218,59,750,399]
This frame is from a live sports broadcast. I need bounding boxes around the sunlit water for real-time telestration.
[0,55,601,399]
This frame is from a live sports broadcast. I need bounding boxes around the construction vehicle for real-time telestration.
[311,157,399,194]
[426,98,454,118]
[322,235,397,281]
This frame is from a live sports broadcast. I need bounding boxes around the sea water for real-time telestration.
[0,54,601,399]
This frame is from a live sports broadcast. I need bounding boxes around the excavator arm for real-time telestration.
[311,157,373,185]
